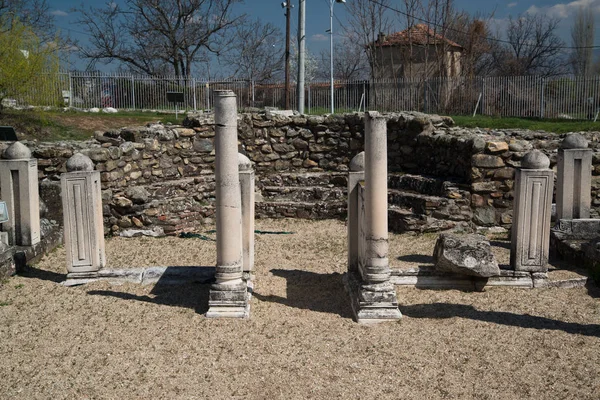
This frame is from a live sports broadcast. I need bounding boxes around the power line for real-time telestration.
[366,0,600,50]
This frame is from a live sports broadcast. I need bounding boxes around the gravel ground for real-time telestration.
[1,219,599,399]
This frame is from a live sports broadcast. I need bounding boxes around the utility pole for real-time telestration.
[283,1,293,110]
[297,0,305,114]
[328,0,346,115]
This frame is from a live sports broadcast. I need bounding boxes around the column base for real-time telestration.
[64,272,100,286]
[345,270,402,324]
[206,283,250,319]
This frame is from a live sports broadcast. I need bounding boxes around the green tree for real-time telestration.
[0,17,60,109]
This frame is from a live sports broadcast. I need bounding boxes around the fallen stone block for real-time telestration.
[433,233,500,278]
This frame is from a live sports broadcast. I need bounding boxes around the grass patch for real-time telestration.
[14,283,23,289]
[0,300,11,306]
[0,109,183,141]
[452,115,600,134]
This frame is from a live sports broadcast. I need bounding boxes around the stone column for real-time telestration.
[348,112,401,323]
[61,153,106,279]
[0,142,40,246]
[556,133,592,220]
[206,90,249,319]
[238,153,255,279]
[511,151,554,272]
[347,152,365,273]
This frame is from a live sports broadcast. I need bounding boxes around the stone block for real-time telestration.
[433,233,500,278]
[472,154,505,168]
[551,219,600,241]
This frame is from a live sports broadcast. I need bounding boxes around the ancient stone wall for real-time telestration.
[6,111,600,235]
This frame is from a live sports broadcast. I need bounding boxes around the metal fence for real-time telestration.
[11,72,600,119]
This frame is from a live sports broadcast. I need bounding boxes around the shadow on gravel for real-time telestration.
[585,280,600,299]
[253,269,353,319]
[18,265,66,283]
[396,254,434,264]
[88,283,211,315]
[489,240,511,250]
[401,303,600,338]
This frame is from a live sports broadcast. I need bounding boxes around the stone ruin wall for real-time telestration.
[8,111,600,235]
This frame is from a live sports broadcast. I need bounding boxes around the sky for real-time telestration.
[46,0,600,73]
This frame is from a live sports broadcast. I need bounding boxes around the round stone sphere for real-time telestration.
[349,151,365,172]
[521,150,550,169]
[238,153,252,171]
[66,153,94,172]
[2,142,31,159]
[561,133,588,149]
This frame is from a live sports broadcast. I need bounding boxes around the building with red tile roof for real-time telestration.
[372,24,463,79]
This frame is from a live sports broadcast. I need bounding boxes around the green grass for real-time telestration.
[307,107,358,115]
[452,115,600,134]
[0,109,182,141]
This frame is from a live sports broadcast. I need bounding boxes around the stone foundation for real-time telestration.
[5,112,600,235]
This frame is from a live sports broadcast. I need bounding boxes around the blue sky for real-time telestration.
[47,0,600,73]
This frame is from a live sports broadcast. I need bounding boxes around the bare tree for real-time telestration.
[570,6,595,76]
[74,0,244,76]
[222,19,283,83]
[445,12,496,77]
[0,0,55,40]
[316,38,369,80]
[343,0,396,80]
[491,14,566,76]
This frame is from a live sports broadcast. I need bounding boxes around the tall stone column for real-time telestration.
[0,142,40,246]
[347,152,365,273]
[61,153,106,279]
[206,90,249,319]
[511,151,554,272]
[238,153,255,279]
[556,134,592,220]
[348,112,401,323]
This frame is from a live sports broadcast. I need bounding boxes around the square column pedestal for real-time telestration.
[556,134,592,220]
[511,151,554,272]
[0,142,40,246]
[61,154,106,279]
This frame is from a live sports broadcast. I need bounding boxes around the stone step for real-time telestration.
[387,189,471,220]
[258,172,348,189]
[388,206,471,233]
[261,185,346,203]
[388,173,468,198]
[256,200,346,219]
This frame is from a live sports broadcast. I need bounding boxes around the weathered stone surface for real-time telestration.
[473,207,496,226]
[522,150,550,169]
[2,142,32,159]
[66,153,94,172]
[471,154,505,168]
[486,141,509,153]
[433,233,500,277]
[125,186,150,204]
[561,133,588,149]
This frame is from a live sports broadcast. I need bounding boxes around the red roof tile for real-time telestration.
[375,24,462,49]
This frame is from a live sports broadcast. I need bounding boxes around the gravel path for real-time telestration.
[1,219,599,399]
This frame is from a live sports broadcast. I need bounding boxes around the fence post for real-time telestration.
[131,75,135,110]
[251,80,255,108]
[482,77,486,116]
[540,78,546,119]
[205,82,210,110]
[192,78,197,111]
[68,72,73,108]
[307,84,311,114]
